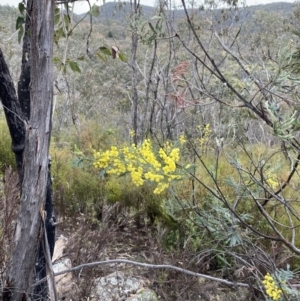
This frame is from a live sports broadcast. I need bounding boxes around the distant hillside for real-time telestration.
[81,1,296,24]
[79,2,164,24]
[248,1,294,15]
[0,1,296,29]
[235,2,295,23]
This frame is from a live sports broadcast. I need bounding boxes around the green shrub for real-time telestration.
[51,148,104,215]
[104,176,178,229]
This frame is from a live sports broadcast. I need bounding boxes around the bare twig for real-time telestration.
[32,259,250,288]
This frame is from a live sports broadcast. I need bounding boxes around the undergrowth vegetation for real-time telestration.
[1,112,300,299]
[2,1,300,300]
[48,119,300,299]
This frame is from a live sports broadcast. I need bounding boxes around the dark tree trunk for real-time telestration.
[0,1,56,300]
[0,49,25,179]
[33,166,56,300]
[18,0,32,125]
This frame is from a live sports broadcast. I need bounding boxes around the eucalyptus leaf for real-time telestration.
[54,13,61,26]
[68,61,81,73]
[55,7,60,15]
[64,14,70,29]
[18,2,25,14]
[96,52,107,62]
[119,52,128,62]
[17,25,24,44]
[54,27,66,45]
[53,56,62,65]
[99,46,112,56]
[16,16,25,30]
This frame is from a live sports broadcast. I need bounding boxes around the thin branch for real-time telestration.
[85,0,93,59]
[262,152,300,206]
[32,259,251,288]
[41,211,58,301]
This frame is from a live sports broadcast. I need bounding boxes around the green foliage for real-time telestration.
[55,120,119,152]
[99,46,112,56]
[130,15,166,46]
[15,16,24,31]
[104,179,123,203]
[16,2,25,43]
[53,56,82,74]
[0,118,16,171]
[67,59,81,73]
[50,121,123,215]
[88,4,100,18]
[106,31,113,38]
[18,2,25,14]
[54,6,70,45]
[51,147,103,214]
[104,176,178,229]
[266,104,300,141]
[96,46,127,62]
[118,52,128,62]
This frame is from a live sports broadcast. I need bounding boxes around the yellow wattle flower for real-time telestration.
[93,138,183,194]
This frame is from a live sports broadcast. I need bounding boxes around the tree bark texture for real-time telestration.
[3,1,55,300]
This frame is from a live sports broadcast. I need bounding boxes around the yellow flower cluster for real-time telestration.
[198,124,211,147]
[93,139,182,194]
[129,130,135,138]
[179,135,186,144]
[266,172,279,190]
[178,124,211,149]
[267,177,278,190]
[262,273,283,301]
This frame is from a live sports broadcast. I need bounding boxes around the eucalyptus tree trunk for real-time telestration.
[0,1,55,300]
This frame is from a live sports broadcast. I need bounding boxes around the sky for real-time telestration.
[0,0,295,14]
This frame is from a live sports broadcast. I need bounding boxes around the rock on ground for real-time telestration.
[90,271,158,301]
[52,236,78,300]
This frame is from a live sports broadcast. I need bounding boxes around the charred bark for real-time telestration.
[33,162,56,300]
[18,0,32,124]
[0,49,25,178]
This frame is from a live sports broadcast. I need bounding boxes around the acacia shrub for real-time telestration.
[104,176,178,230]
[51,125,179,231]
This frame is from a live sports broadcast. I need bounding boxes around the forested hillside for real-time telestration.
[1,1,300,300]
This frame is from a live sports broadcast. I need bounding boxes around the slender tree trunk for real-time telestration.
[130,0,139,145]
[1,1,55,300]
